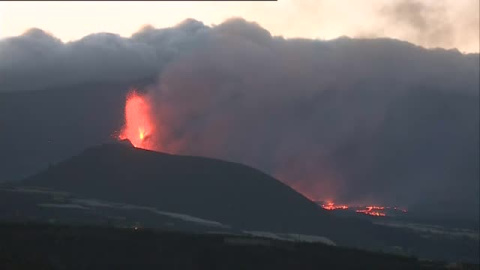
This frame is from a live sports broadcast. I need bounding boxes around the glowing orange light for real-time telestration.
[118,90,157,150]
[355,205,387,217]
[318,200,407,217]
[365,206,385,211]
[355,209,386,217]
[321,201,349,210]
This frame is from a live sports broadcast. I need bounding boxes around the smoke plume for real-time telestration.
[0,18,478,219]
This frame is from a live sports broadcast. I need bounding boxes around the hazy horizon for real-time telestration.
[1,0,479,53]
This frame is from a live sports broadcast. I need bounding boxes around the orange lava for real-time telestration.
[355,209,386,217]
[321,201,349,210]
[355,205,386,216]
[119,90,157,150]
[319,201,408,217]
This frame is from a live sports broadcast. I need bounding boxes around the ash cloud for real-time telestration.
[378,0,479,52]
[0,18,478,219]
[381,0,453,47]
[0,20,207,92]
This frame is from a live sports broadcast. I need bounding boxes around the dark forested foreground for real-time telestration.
[0,223,477,270]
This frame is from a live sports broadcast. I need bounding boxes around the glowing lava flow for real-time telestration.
[118,90,157,150]
[355,207,386,217]
[321,201,349,210]
[318,201,408,217]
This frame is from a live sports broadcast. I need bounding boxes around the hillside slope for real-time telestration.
[20,142,332,235]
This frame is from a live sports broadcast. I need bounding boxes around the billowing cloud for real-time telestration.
[0,18,478,219]
[378,0,479,50]
[0,28,158,92]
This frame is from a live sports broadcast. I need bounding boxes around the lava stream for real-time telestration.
[321,201,349,210]
[319,201,407,217]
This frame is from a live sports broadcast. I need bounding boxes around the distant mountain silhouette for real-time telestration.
[20,141,334,235]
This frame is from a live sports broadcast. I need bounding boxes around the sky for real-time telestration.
[1,0,478,53]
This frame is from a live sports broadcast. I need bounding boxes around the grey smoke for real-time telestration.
[0,18,478,218]
[379,0,478,51]
[381,0,453,46]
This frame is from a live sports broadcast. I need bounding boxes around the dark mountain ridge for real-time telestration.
[20,142,334,234]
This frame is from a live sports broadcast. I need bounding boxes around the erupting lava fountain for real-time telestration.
[118,90,158,150]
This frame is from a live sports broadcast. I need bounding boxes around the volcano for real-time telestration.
[19,141,335,235]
